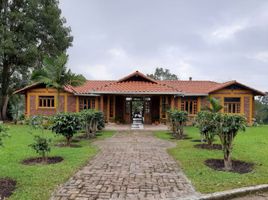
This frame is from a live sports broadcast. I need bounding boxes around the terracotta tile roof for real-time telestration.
[161,80,221,95]
[14,71,264,96]
[67,80,115,94]
[85,81,182,94]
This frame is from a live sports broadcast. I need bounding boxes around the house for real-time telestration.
[15,71,264,125]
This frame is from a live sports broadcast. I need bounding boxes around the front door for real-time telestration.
[144,97,152,124]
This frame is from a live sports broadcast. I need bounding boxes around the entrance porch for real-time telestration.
[100,95,174,125]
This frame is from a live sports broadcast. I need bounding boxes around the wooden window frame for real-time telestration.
[38,95,55,109]
[224,97,241,114]
[79,97,96,111]
[181,98,198,115]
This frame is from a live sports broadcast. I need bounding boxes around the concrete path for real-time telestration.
[50,131,198,200]
[232,192,268,200]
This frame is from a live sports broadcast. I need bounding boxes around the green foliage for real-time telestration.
[155,126,268,193]
[168,110,188,139]
[0,0,73,120]
[195,111,217,146]
[32,54,86,112]
[79,109,105,138]
[29,135,51,163]
[214,113,247,170]
[255,93,268,124]
[51,113,82,146]
[147,67,179,80]
[0,125,9,146]
[9,95,25,124]
[203,97,223,113]
[27,115,52,130]
[0,125,114,200]
[28,115,52,162]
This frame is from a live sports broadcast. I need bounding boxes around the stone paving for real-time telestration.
[50,131,199,200]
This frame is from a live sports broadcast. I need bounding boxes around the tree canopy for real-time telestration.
[0,0,73,120]
[32,54,86,112]
[147,67,179,80]
[255,92,268,124]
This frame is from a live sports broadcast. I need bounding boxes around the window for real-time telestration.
[224,97,241,113]
[181,98,198,115]
[79,97,95,110]
[39,96,55,108]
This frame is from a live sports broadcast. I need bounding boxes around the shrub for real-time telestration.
[51,113,82,146]
[195,111,217,146]
[29,135,51,163]
[27,115,53,130]
[28,116,52,162]
[80,110,105,138]
[0,125,9,146]
[215,113,247,171]
[168,110,188,139]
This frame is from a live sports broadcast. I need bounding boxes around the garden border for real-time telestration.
[199,184,268,200]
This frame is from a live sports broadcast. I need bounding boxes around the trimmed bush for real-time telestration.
[168,110,188,139]
[51,113,82,146]
[195,111,217,146]
[80,109,105,138]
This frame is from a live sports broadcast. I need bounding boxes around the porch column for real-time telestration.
[171,96,175,110]
[113,95,116,119]
[107,96,110,122]
[100,95,104,112]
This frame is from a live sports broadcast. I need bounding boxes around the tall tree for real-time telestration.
[0,0,73,120]
[32,54,86,112]
[147,67,179,80]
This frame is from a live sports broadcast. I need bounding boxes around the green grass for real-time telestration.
[155,126,268,193]
[0,125,114,200]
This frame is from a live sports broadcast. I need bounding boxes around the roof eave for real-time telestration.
[85,91,183,95]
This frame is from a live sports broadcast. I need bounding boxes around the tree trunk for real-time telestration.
[0,58,11,121]
[1,95,9,120]
[224,148,232,171]
[66,136,72,146]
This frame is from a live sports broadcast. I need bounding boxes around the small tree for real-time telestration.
[29,136,51,163]
[28,116,52,162]
[80,110,105,138]
[168,110,188,139]
[215,113,247,171]
[195,111,217,146]
[51,113,81,146]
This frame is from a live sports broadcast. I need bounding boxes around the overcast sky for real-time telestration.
[59,0,268,91]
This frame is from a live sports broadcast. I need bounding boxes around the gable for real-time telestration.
[209,81,264,96]
[117,71,157,83]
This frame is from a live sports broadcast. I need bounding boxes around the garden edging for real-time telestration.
[199,184,268,200]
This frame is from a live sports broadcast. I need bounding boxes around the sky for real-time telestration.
[59,0,268,91]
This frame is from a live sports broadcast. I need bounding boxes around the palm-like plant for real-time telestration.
[32,54,86,112]
[205,97,223,113]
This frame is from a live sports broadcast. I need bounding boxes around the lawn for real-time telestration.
[155,126,268,193]
[0,125,114,200]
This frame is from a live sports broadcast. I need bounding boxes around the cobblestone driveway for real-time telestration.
[50,131,199,200]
